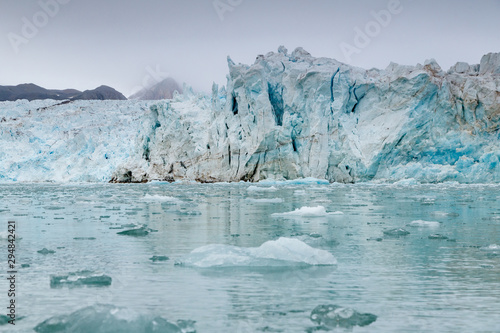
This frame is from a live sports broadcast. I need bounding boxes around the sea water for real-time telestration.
[0,182,499,332]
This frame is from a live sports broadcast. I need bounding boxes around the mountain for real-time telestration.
[129,78,182,100]
[0,84,126,101]
[0,83,80,101]
[0,47,499,183]
[71,85,127,101]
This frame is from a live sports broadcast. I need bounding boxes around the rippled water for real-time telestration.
[1,182,500,332]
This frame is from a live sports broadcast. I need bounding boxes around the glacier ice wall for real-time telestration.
[1,48,500,183]
[0,100,154,182]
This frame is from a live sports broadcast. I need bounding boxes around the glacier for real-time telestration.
[1,47,500,183]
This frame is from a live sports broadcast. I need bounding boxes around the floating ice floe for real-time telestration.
[247,198,284,203]
[178,237,336,267]
[37,248,56,255]
[428,234,449,240]
[259,177,330,185]
[50,270,112,288]
[272,206,344,218]
[481,244,500,251]
[392,178,420,186]
[149,255,169,262]
[407,220,441,228]
[309,304,377,329]
[431,211,460,217]
[293,190,307,196]
[143,194,182,204]
[34,304,195,333]
[383,228,410,237]
[246,185,278,192]
[117,227,149,237]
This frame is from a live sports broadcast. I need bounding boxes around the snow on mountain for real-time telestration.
[1,47,499,183]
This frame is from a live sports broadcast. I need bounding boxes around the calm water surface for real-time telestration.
[1,182,499,332]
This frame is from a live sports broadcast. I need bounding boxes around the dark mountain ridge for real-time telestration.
[0,83,126,101]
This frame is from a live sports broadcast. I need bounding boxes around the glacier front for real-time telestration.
[1,47,499,183]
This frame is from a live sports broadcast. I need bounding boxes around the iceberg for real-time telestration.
[33,304,194,333]
[1,48,499,183]
[178,237,337,267]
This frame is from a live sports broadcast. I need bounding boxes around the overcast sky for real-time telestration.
[1,0,499,97]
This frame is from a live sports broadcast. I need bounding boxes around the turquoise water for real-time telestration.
[1,182,500,332]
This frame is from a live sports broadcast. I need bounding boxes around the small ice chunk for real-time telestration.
[247,198,284,203]
[149,255,169,262]
[431,211,459,217]
[408,220,441,228]
[294,190,307,196]
[310,304,377,328]
[50,270,112,288]
[143,194,182,203]
[428,234,448,240]
[247,185,278,192]
[481,244,500,251]
[272,206,343,218]
[383,228,410,237]
[179,237,336,267]
[37,248,56,255]
[117,227,149,237]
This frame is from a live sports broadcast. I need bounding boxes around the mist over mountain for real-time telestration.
[129,78,182,100]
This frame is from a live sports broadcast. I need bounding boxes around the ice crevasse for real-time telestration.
[1,47,500,183]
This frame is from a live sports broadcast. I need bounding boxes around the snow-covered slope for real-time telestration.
[1,47,500,183]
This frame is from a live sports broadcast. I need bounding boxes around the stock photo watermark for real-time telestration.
[213,0,244,21]
[7,0,71,54]
[340,0,404,63]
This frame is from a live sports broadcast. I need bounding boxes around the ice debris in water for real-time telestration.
[247,185,278,192]
[428,234,449,240]
[309,304,377,329]
[407,220,441,227]
[143,194,183,204]
[0,314,24,325]
[117,227,149,237]
[383,228,410,237]
[272,206,343,218]
[259,177,330,185]
[149,255,169,262]
[481,244,500,251]
[178,237,336,268]
[431,211,460,217]
[37,248,56,255]
[247,198,284,203]
[34,304,195,333]
[50,270,112,288]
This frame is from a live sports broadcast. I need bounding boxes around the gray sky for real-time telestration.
[1,0,499,96]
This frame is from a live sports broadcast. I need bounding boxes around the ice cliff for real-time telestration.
[1,48,499,183]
